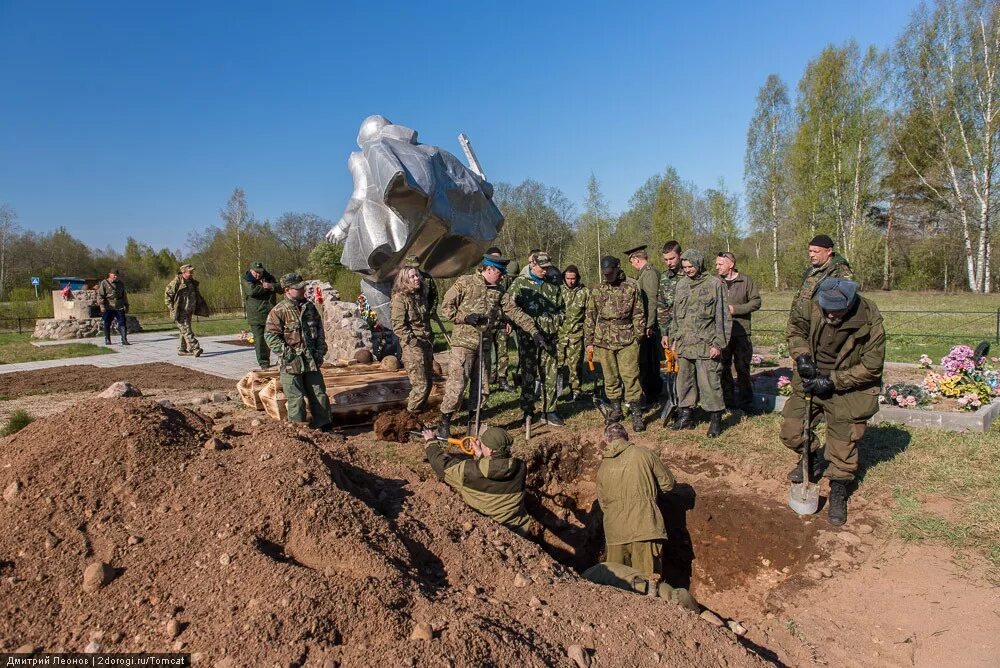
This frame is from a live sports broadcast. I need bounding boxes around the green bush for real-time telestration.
[1,410,34,436]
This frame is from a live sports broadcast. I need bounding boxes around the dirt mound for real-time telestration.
[0,401,765,666]
[0,363,232,398]
[373,409,423,443]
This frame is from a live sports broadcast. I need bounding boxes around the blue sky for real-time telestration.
[0,0,919,253]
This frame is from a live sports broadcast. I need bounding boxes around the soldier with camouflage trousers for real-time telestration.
[657,241,683,350]
[391,265,434,414]
[437,253,543,439]
[586,256,646,432]
[164,264,209,357]
[558,264,588,401]
[264,273,333,430]
[509,251,565,427]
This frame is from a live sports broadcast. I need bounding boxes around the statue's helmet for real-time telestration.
[357,115,391,147]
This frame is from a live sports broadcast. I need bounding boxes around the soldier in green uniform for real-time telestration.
[242,261,279,369]
[97,268,130,346]
[788,234,852,336]
[585,256,645,432]
[668,250,731,437]
[437,253,543,439]
[780,278,885,526]
[164,264,209,357]
[557,264,588,401]
[484,247,514,391]
[401,254,438,314]
[390,265,433,414]
[596,422,675,579]
[509,251,564,427]
[421,426,531,537]
[264,273,333,430]
[657,241,683,349]
[625,245,661,407]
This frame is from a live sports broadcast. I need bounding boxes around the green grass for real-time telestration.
[1,409,34,436]
[0,332,114,365]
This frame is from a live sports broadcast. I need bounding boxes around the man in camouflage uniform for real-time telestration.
[668,250,731,437]
[97,268,130,346]
[509,251,565,426]
[391,265,434,414]
[558,264,588,401]
[781,277,885,526]
[585,256,645,432]
[657,241,683,349]
[437,253,543,439]
[243,260,279,369]
[264,273,333,430]
[484,247,514,391]
[626,245,662,407]
[788,234,852,335]
[164,264,209,357]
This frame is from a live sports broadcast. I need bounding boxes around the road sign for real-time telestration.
[31,276,40,286]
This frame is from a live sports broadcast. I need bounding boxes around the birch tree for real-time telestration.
[0,204,18,300]
[220,187,251,302]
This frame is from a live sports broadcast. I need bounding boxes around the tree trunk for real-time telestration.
[882,197,895,291]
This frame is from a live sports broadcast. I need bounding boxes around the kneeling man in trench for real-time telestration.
[422,427,531,538]
[596,422,675,578]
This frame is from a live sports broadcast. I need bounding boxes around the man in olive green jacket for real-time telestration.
[596,422,675,578]
[626,245,662,407]
[243,261,279,369]
[558,265,588,400]
[423,426,531,537]
[780,277,885,526]
[668,250,732,437]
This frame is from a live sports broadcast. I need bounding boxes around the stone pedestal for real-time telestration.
[33,316,143,340]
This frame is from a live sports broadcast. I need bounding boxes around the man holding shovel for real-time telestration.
[779,277,885,526]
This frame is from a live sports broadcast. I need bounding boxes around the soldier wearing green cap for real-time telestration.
[421,426,531,537]
[243,261,279,369]
[264,273,333,430]
[780,277,884,526]
[509,250,565,427]
[625,245,662,407]
[667,249,731,437]
[164,264,209,357]
[557,264,588,400]
[585,255,645,432]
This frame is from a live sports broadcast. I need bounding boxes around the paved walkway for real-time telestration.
[1,332,257,380]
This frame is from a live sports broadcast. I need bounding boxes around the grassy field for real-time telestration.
[0,332,114,365]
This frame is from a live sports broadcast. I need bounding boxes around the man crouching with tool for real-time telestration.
[779,277,885,526]
[420,426,532,537]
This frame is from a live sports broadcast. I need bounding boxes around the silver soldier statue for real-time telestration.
[327,115,504,325]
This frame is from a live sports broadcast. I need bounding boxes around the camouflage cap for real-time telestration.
[402,255,421,268]
[179,264,194,273]
[479,426,513,457]
[280,273,308,290]
[533,252,553,267]
[249,261,266,272]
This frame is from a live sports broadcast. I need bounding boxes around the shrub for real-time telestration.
[1,410,33,436]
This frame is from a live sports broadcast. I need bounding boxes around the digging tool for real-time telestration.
[431,311,451,346]
[788,394,820,515]
[473,329,485,437]
[659,345,679,426]
[410,431,476,455]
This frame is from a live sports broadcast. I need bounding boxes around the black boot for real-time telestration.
[787,446,827,484]
[629,403,645,432]
[120,334,130,346]
[436,413,452,440]
[608,400,624,422]
[669,407,695,431]
[828,479,850,526]
[103,325,112,345]
[706,411,723,438]
[544,412,565,427]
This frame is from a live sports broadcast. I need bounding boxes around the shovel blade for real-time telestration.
[789,481,820,515]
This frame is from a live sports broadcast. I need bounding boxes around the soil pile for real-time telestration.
[0,363,232,398]
[372,409,424,443]
[1,401,766,666]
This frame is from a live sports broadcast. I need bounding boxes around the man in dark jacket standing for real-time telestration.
[625,245,662,408]
[715,252,761,411]
[422,426,531,537]
[780,278,885,526]
[97,268,130,346]
[596,422,675,578]
[243,261,279,369]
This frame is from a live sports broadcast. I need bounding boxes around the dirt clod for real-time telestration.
[409,622,433,641]
[567,644,591,668]
[373,410,422,443]
[82,562,114,593]
[166,619,183,638]
[3,480,21,502]
[700,610,725,627]
[98,382,142,399]
[203,437,228,451]
[513,573,530,588]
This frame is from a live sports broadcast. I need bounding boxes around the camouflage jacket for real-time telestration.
[97,278,128,311]
[420,271,439,315]
[264,297,328,375]
[636,263,660,330]
[390,289,432,346]
[164,275,209,318]
[440,272,538,351]
[669,273,731,359]
[656,267,681,333]
[509,274,564,337]
[559,284,589,340]
[585,273,643,350]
